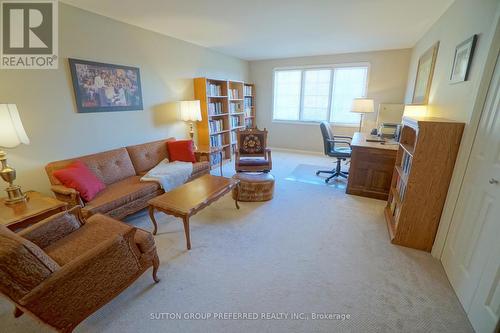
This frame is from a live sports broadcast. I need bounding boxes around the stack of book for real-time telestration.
[244,85,252,96]
[208,102,224,115]
[209,119,224,133]
[228,89,239,99]
[210,134,223,147]
[207,84,222,96]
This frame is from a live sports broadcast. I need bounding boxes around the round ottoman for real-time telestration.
[232,173,275,202]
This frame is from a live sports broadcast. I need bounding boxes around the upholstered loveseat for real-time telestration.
[45,138,210,219]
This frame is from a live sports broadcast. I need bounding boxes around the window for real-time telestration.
[273,65,368,124]
[273,70,301,121]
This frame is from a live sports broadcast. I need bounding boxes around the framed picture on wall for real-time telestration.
[450,35,478,84]
[412,42,439,104]
[68,58,143,113]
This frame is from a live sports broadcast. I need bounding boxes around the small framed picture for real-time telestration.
[450,35,477,84]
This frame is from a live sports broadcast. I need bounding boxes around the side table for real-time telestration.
[0,191,68,231]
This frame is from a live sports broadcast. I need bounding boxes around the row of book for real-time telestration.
[209,119,225,133]
[208,102,224,115]
[210,134,224,147]
[210,152,222,166]
[401,151,413,176]
[207,83,223,97]
[228,89,239,99]
[230,116,241,127]
[244,109,253,117]
[244,97,253,108]
[230,131,237,143]
[245,118,254,128]
[229,103,242,113]
[396,177,407,202]
[244,85,252,96]
[389,197,401,220]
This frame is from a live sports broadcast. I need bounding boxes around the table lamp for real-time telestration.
[351,98,374,132]
[0,104,30,205]
[179,100,202,147]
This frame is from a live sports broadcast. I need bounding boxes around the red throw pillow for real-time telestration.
[53,160,106,202]
[167,140,196,163]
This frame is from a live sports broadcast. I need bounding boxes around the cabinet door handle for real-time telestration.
[489,178,499,184]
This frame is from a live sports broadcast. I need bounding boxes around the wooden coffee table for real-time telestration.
[148,174,240,250]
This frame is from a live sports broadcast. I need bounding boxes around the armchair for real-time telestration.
[0,207,159,333]
[316,122,352,183]
[235,128,272,173]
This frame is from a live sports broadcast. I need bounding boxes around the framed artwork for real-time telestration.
[450,35,478,84]
[68,58,143,113]
[412,42,439,104]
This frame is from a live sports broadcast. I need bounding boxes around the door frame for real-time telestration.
[432,13,500,258]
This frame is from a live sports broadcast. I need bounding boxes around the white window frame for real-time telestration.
[272,63,370,126]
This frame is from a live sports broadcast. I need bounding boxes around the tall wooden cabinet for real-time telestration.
[385,115,464,251]
[194,78,256,168]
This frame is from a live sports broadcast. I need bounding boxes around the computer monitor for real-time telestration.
[376,103,404,127]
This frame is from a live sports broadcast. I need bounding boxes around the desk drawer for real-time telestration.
[346,146,396,200]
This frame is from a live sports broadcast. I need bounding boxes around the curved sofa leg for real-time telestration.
[152,252,160,283]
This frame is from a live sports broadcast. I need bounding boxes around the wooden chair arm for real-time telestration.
[51,185,84,207]
[194,151,210,163]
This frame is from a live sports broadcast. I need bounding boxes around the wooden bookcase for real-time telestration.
[385,115,464,252]
[194,78,256,168]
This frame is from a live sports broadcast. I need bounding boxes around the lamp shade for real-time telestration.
[351,98,374,114]
[403,104,428,118]
[179,100,202,122]
[0,104,30,148]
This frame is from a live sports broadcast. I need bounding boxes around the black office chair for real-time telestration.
[316,122,352,183]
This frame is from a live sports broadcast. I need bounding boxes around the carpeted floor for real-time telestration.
[0,150,473,333]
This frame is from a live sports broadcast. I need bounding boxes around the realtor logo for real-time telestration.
[1,0,58,69]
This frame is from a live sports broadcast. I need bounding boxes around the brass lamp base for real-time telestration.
[4,185,27,205]
[1,150,28,205]
[189,122,198,150]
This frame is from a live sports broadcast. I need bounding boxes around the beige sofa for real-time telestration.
[45,138,210,220]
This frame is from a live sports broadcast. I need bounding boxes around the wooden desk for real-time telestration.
[0,191,67,231]
[346,132,398,200]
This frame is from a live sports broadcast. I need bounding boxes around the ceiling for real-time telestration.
[61,0,454,61]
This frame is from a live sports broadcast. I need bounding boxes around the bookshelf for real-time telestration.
[385,115,464,252]
[194,78,256,169]
[244,83,256,128]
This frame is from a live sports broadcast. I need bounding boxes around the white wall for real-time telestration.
[0,3,249,194]
[249,49,411,152]
[402,0,499,257]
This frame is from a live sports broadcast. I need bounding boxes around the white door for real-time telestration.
[442,53,500,333]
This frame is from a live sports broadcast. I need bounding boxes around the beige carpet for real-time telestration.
[0,150,473,333]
